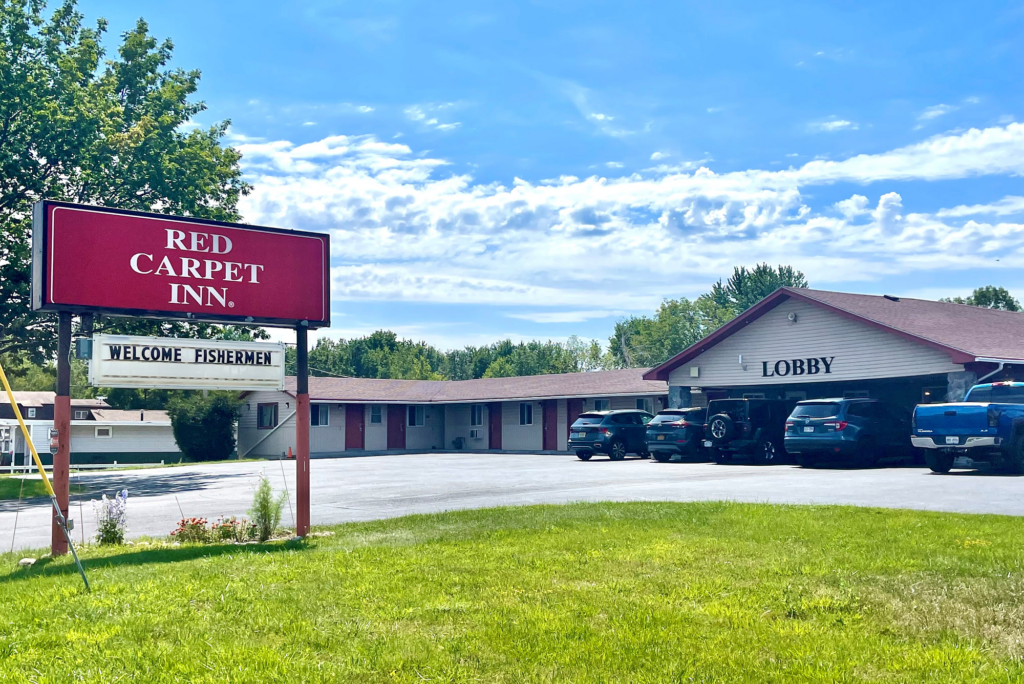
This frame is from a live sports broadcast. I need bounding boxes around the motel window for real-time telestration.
[470,404,484,426]
[26,408,36,418]
[593,399,609,411]
[370,405,382,424]
[520,403,533,426]
[95,427,112,439]
[636,398,654,414]
[74,410,89,420]
[408,405,425,427]
[257,403,278,429]
[311,404,329,427]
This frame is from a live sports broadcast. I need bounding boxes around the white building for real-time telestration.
[238,368,668,458]
[644,287,1024,408]
[0,392,181,466]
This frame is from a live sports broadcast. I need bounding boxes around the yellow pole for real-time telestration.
[0,357,89,591]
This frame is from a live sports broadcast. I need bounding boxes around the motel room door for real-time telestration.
[542,400,558,451]
[387,404,406,450]
[488,402,502,450]
[566,398,583,442]
[345,404,365,450]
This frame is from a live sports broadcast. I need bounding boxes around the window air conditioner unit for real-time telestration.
[469,429,482,439]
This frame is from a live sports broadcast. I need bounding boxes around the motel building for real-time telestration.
[0,392,181,466]
[238,368,668,457]
[643,288,1024,409]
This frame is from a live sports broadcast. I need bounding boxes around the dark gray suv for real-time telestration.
[568,409,653,460]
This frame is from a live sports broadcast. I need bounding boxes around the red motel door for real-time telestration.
[566,398,583,441]
[542,400,558,451]
[387,404,406,449]
[345,404,365,450]
[488,402,502,450]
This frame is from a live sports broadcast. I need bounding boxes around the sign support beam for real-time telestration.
[53,311,71,556]
[295,324,310,537]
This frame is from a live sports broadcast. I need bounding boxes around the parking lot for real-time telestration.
[5,452,1024,552]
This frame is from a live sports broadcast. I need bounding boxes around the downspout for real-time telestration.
[239,410,296,459]
[974,358,1010,383]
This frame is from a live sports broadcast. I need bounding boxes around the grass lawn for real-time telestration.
[2,502,1023,682]
[0,474,85,501]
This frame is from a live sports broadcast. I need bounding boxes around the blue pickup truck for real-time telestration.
[912,381,1024,473]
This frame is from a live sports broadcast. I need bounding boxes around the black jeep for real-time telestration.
[703,398,797,465]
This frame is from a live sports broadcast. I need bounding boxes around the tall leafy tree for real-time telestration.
[941,286,1021,312]
[0,1,257,362]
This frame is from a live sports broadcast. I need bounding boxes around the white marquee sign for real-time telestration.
[89,335,286,391]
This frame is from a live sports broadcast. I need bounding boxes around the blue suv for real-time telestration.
[569,409,653,460]
[785,398,913,467]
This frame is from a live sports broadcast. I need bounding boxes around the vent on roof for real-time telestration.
[883,294,900,302]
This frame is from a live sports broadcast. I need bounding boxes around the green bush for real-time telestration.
[167,394,242,462]
[249,474,287,542]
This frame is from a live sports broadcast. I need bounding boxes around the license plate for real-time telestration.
[803,426,814,433]
[657,434,666,440]
[703,440,712,447]
[945,436,959,445]
[574,432,586,439]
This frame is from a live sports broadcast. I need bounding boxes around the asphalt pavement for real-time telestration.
[4,452,1023,552]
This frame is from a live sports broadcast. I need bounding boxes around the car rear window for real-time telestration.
[572,413,606,426]
[707,400,747,421]
[650,411,687,424]
[791,402,841,419]
[964,385,1024,403]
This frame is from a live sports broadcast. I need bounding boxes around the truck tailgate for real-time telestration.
[915,403,989,433]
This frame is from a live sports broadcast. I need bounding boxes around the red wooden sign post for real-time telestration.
[32,201,330,553]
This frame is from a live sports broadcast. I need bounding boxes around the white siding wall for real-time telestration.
[239,390,296,459]
[310,404,346,454]
[365,404,387,451]
[501,401,543,451]
[557,399,567,451]
[669,299,964,389]
[71,424,179,453]
[406,404,444,450]
[443,403,489,451]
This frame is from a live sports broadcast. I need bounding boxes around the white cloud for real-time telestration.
[357,105,375,113]
[811,119,858,132]
[303,121,316,126]
[834,194,869,219]
[936,196,1024,218]
[588,113,614,122]
[605,161,624,169]
[237,123,1024,313]
[506,310,626,323]
[650,151,670,161]
[872,192,904,236]
[919,104,955,121]
[404,104,460,132]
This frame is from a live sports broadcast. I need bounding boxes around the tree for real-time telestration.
[941,286,1021,312]
[709,263,809,315]
[607,264,807,368]
[482,356,516,378]
[0,1,256,363]
[167,393,241,461]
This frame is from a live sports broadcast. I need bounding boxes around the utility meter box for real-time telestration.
[49,427,59,455]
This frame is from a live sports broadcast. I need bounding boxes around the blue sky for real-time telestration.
[81,0,1024,349]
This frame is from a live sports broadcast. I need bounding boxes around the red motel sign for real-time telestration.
[32,201,330,328]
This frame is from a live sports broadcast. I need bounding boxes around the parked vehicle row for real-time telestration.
[568,382,1024,474]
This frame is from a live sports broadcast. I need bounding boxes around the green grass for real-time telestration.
[2,502,1024,682]
[0,474,85,501]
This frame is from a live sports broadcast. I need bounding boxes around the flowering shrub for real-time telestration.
[213,516,256,543]
[171,517,211,544]
[93,489,128,545]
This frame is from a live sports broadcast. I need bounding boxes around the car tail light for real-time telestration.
[785,421,794,428]
[672,420,691,427]
[599,427,610,435]
[988,408,1001,428]
[911,411,916,430]
[823,421,848,431]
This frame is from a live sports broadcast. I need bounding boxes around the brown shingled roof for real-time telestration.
[282,368,667,403]
[0,392,109,408]
[646,287,1024,380]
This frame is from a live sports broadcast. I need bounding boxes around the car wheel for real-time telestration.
[609,440,627,461]
[707,414,735,445]
[653,451,672,463]
[576,450,593,461]
[751,439,778,465]
[711,448,731,464]
[925,451,953,474]
[796,453,818,468]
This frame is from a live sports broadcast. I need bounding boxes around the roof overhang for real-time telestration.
[643,287,978,381]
